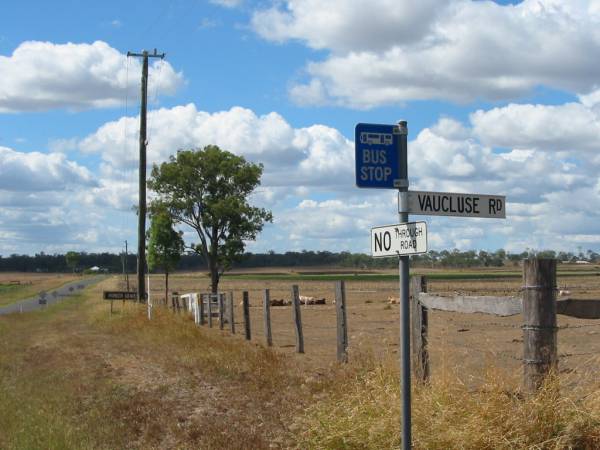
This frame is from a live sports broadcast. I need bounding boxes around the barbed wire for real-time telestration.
[559,322,600,330]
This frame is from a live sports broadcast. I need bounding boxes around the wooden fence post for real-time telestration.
[291,285,304,353]
[229,291,235,334]
[263,289,273,347]
[243,291,251,340]
[219,294,225,330]
[410,275,429,383]
[335,281,349,363]
[523,258,558,393]
[199,295,205,325]
[208,295,213,328]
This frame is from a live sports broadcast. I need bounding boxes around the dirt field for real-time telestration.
[135,266,600,391]
[0,272,84,307]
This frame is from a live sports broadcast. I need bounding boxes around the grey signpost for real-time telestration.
[356,120,414,450]
[356,120,506,449]
[397,121,411,450]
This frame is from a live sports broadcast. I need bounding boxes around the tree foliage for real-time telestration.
[148,145,273,292]
[147,207,184,274]
[147,206,184,303]
[65,251,80,273]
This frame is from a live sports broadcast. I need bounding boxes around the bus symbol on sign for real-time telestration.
[360,132,393,146]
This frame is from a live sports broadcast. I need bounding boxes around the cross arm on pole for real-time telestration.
[127,49,166,59]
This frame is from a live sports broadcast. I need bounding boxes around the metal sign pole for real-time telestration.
[396,120,411,450]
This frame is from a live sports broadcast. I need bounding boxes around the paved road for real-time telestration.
[0,275,107,315]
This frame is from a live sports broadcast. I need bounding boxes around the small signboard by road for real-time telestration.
[103,291,137,300]
[407,191,506,219]
[355,123,402,189]
[371,222,427,257]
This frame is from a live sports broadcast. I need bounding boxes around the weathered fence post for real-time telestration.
[410,275,429,383]
[208,295,213,328]
[291,285,304,353]
[243,291,251,340]
[199,295,205,325]
[229,291,235,334]
[219,294,225,330]
[171,292,179,312]
[335,281,349,363]
[523,258,558,393]
[263,289,273,347]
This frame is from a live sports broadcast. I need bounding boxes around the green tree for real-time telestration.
[65,251,80,273]
[148,145,273,293]
[147,206,184,303]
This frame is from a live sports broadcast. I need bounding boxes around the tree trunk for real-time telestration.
[165,271,169,306]
[209,259,219,294]
[209,228,219,294]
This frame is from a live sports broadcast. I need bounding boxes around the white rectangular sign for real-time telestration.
[407,191,506,219]
[371,222,427,257]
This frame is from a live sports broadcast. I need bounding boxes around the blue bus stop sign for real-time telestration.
[355,123,401,188]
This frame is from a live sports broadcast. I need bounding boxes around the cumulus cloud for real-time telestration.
[0,41,183,112]
[471,103,600,152]
[0,147,123,254]
[79,104,355,189]
[5,92,598,255]
[252,0,600,107]
[0,146,96,191]
[71,96,600,253]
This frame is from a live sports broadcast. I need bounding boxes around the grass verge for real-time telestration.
[291,352,600,449]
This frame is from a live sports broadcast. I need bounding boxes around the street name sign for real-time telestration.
[407,191,506,219]
[371,221,427,257]
[103,291,137,300]
[355,123,402,188]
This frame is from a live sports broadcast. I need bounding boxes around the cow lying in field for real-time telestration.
[299,295,326,305]
[266,296,327,306]
[270,298,290,306]
[388,296,399,304]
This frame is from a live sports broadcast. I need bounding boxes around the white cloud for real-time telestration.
[72,98,600,253]
[79,103,355,190]
[0,41,183,112]
[4,92,600,255]
[0,146,96,191]
[252,0,600,107]
[471,102,600,152]
[252,0,446,53]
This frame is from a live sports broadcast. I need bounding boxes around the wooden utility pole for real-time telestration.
[127,49,165,302]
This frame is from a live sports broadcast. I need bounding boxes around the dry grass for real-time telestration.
[0,278,312,449]
[291,350,600,449]
[1,274,600,449]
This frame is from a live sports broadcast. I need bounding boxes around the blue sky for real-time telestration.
[1,0,600,256]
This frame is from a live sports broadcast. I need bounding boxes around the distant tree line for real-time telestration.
[0,248,598,273]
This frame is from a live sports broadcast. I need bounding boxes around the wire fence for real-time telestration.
[118,274,600,388]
